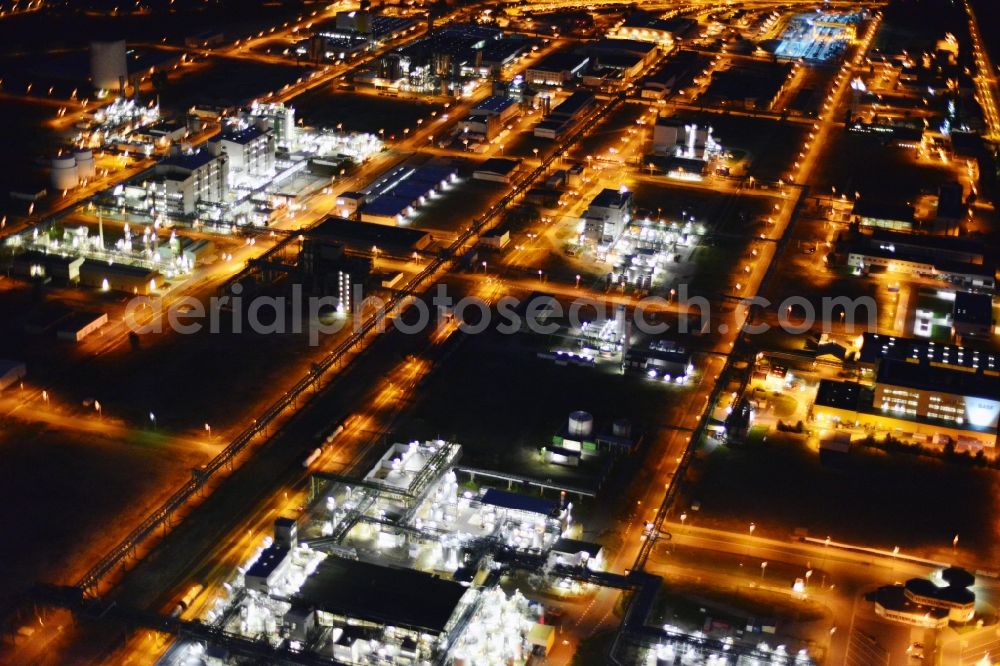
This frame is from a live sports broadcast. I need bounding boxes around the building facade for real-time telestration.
[582,189,634,244]
[147,150,229,217]
[209,126,276,184]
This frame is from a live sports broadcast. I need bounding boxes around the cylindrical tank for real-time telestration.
[73,149,96,179]
[51,155,78,190]
[90,40,128,92]
[568,411,593,437]
[612,418,632,438]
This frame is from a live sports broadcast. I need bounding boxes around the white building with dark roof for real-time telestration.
[583,188,634,243]
[208,125,276,183]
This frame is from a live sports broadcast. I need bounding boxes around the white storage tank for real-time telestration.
[568,410,593,437]
[51,155,78,190]
[90,40,128,92]
[73,149,96,180]
[612,418,632,438]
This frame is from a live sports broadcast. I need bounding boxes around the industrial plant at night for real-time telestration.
[1,0,999,665]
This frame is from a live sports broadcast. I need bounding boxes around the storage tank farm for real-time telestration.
[74,149,96,181]
[51,154,78,191]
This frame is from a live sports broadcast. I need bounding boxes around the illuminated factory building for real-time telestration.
[813,334,1000,449]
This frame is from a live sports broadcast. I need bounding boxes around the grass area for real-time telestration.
[571,630,618,666]
[684,432,1000,560]
[811,131,958,201]
[0,99,59,210]
[650,577,828,629]
[394,327,687,485]
[877,0,973,63]
[157,56,313,112]
[290,89,444,138]
[0,420,207,606]
[628,180,778,235]
[686,238,749,295]
[0,284,345,434]
[566,103,648,162]
[771,393,799,419]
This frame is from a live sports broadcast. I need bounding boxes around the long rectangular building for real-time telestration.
[815,333,1000,449]
[534,90,596,139]
[843,229,995,290]
[857,332,999,376]
[294,557,472,636]
[358,163,459,224]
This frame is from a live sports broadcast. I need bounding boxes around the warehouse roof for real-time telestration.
[295,558,468,634]
[551,538,603,556]
[858,333,999,375]
[362,196,412,218]
[216,125,269,145]
[474,95,518,114]
[953,291,992,327]
[852,200,915,223]
[590,188,632,209]
[160,149,219,171]
[56,311,106,334]
[530,51,590,74]
[475,158,520,177]
[246,545,290,581]
[877,358,1000,401]
[865,228,984,259]
[589,37,658,56]
[79,260,160,279]
[814,379,862,411]
[481,488,559,517]
[550,90,596,118]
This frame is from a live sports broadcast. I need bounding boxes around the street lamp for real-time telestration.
[149,412,156,429]
[41,390,49,406]
[760,561,768,579]
[575,274,581,288]
[204,423,212,439]
[95,400,102,418]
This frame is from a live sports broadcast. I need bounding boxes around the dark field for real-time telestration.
[684,432,1000,562]
[0,420,208,606]
[155,56,314,112]
[811,131,957,201]
[290,89,443,138]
